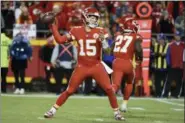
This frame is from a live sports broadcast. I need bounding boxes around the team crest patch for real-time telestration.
[93,33,99,39]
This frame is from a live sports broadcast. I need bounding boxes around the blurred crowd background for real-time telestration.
[1,1,185,98]
[1,1,185,37]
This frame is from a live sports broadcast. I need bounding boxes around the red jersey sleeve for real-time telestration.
[50,24,68,44]
[69,27,77,40]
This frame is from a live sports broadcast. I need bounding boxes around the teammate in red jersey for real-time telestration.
[44,7,124,121]
[112,16,143,112]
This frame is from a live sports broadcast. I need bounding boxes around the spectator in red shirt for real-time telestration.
[65,1,83,18]
[163,31,185,98]
[28,2,46,23]
[66,10,83,31]
[45,1,67,13]
[17,6,33,24]
[167,1,184,20]
[52,4,68,31]
[152,2,163,33]
[66,2,85,20]
[80,1,94,9]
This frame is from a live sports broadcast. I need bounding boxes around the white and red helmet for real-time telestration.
[82,7,100,28]
[119,15,140,33]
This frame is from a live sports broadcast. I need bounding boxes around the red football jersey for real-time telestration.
[69,26,108,65]
[113,33,140,60]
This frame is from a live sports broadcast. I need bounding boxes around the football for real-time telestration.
[40,12,56,24]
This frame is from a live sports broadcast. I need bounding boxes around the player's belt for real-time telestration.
[78,57,100,66]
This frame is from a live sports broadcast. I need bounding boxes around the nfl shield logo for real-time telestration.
[93,33,99,39]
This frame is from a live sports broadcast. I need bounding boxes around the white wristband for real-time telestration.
[102,39,109,49]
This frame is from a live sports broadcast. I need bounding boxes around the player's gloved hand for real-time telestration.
[99,30,109,49]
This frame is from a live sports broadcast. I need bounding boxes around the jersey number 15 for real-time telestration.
[79,39,96,56]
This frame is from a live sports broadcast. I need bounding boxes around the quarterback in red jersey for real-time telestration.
[44,7,124,121]
[112,16,143,112]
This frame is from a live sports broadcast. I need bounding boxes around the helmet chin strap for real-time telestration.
[88,23,98,28]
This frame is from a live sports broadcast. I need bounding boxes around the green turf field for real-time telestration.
[1,94,184,123]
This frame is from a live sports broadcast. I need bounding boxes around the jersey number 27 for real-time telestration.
[113,35,133,53]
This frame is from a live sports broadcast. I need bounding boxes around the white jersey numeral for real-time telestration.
[114,35,133,53]
[79,39,96,56]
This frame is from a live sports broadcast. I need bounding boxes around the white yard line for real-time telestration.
[1,94,58,98]
[150,99,184,107]
[95,118,104,122]
[37,117,45,120]
[154,121,164,123]
[167,99,184,102]
[171,108,184,111]
[0,94,161,100]
[129,107,145,111]
[1,94,184,102]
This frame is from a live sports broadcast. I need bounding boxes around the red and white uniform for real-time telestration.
[69,26,108,66]
[51,25,113,99]
[49,7,119,112]
[112,33,140,91]
[113,33,138,60]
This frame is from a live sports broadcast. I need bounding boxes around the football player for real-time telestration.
[44,7,124,121]
[112,16,143,112]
